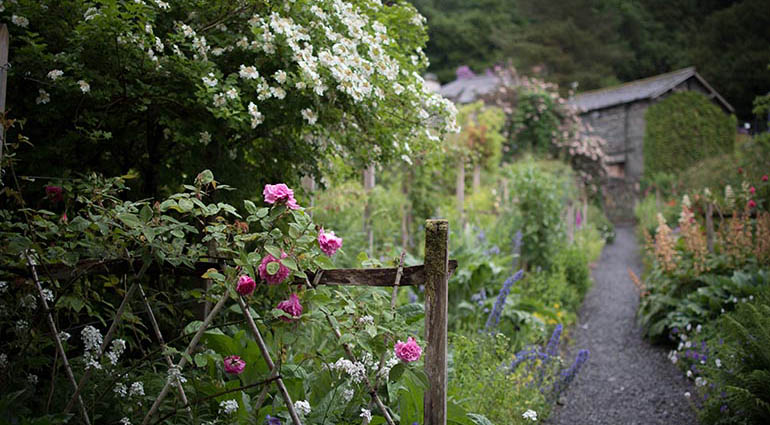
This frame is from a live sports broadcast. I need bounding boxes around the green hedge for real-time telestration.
[644,91,737,178]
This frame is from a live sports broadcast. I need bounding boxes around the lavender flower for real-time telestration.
[484,269,524,332]
[546,324,563,357]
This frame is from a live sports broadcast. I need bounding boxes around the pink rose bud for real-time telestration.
[749,186,756,194]
[258,253,290,285]
[276,293,303,322]
[236,275,256,296]
[318,228,343,256]
[748,199,757,209]
[223,355,246,374]
[394,337,422,362]
[263,184,300,210]
[763,175,769,182]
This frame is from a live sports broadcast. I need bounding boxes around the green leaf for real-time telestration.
[266,262,280,275]
[178,198,194,212]
[314,255,335,270]
[256,208,269,218]
[118,213,141,229]
[159,199,178,212]
[264,245,282,259]
[244,200,258,215]
[281,257,298,272]
[139,205,153,222]
[198,169,214,185]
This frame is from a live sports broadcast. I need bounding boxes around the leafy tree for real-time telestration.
[4,0,457,199]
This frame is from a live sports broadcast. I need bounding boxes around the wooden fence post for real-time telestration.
[0,24,9,169]
[424,219,448,425]
[706,203,715,253]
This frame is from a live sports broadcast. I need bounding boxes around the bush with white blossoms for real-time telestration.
[3,0,457,197]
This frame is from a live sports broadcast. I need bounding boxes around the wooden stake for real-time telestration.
[25,253,91,425]
[142,292,229,425]
[706,203,715,253]
[423,220,448,425]
[236,296,303,425]
[0,24,8,169]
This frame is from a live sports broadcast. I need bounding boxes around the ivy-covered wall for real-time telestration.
[644,91,737,178]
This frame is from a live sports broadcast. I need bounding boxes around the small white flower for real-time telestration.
[84,7,100,21]
[219,399,239,415]
[202,73,217,87]
[715,358,722,368]
[154,0,170,10]
[239,65,260,80]
[167,366,187,385]
[225,88,238,99]
[696,324,702,333]
[360,408,372,422]
[199,131,211,145]
[114,383,128,397]
[273,70,287,84]
[522,409,538,421]
[119,417,131,425]
[12,15,29,28]
[41,288,55,302]
[695,377,706,387]
[48,69,64,80]
[0,281,7,294]
[270,86,286,99]
[0,353,8,368]
[684,391,691,399]
[301,108,317,125]
[15,319,29,332]
[294,400,311,416]
[129,381,145,397]
[58,331,71,342]
[686,370,693,378]
[211,47,225,56]
[27,374,39,385]
[213,93,226,107]
[358,315,374,326]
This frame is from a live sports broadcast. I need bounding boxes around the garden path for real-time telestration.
[549,225,697,425]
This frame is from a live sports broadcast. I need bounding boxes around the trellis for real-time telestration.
[22,219,454,425]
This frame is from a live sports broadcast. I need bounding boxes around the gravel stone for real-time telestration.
[548,226,697,424]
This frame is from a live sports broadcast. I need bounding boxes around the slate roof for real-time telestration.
[570,67,734,113]
[438,74,500,104]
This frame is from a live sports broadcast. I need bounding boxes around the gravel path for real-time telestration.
[549,225,696,425]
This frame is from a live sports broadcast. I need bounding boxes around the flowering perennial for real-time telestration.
[276,293,303,322]
[394,337,422,362]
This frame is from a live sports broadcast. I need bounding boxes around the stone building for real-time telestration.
[570,67,733,220]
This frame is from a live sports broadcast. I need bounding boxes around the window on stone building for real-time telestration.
[607,163,625,178]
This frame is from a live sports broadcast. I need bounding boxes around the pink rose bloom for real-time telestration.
[763,175,769,182]
[236,275,256,296]
[276,293,303,322]
[394,337,422,362]
[318,228,343,256]
[263,184,300,210]
[748,199,757,209]
[45,185,63,203]
[749,186,756,194]
[223,355,246,374]
[258,252,290,285]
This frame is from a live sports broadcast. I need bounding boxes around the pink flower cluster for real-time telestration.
[223,355,246,374]
[258,253,290,285]
[318,228,343,256]
[263,184,300,210]
[45,185,63,203]
[394,337,422,362]
[236,275,256,296]
[276,293,303,322]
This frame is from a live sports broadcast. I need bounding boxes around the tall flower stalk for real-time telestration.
[484,269,524,333]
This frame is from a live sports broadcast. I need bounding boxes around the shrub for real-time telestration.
[644,91,737,179]
[556,244,591,299]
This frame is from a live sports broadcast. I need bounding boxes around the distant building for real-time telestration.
[570,67,733,220]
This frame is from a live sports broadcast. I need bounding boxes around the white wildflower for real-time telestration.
[82,326,104,370]
[129,381,145,397]
[119,418,131,425]
[15,319,29,332]
[41,288,54,302]
[12,15,29,28]
[202,73,217,87]
[239,65,259,80]
[199,131,211,145]
[27,374,38,385]
[695,377,706,387]
[360,408,372,422]
[522,409,538,421]
[270,86,286,99]
[294,400,311,416]
[219,399,238,415]
[273,70,287,84]
[211,47,225,56]
[342,387,354,403]
[48,69,64,80]
[684,391,691,399]
[686,370,693,378]
[167,366,187,385]
[153,0,170,10]
[358,315,374,326]
[106,339,126,366]
[225,88,238,99]
[180,24,194,38]
[84,7,100,21]
[114,383,128,397]
[301,108,317,125]
[58,331,71,342]
[328,357,366,383]
[0,353,7,368]
[696,324,702,333]
[715,358,722,368]
[248,102,264,128]
[0,281,7,294]
[213,93,226,107]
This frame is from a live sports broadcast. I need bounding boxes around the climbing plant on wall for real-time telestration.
[644,91,737,178]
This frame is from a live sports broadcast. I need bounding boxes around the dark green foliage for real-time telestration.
[556,245,591,299]
[697,288,770,424]
[644,92,737,179]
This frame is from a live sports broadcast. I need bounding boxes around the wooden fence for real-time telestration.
[19,219,455,425]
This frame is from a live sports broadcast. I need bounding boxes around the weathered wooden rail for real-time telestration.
[15,219,454,425]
